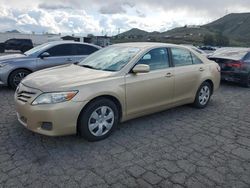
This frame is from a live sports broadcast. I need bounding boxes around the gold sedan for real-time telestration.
[15,43,220,141]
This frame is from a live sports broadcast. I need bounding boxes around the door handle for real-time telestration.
[199,67,205,71]
[165,72,173,78]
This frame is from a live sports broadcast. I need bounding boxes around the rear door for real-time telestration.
[171,47,205,104]
[125,48,174,116]
[36,44,76,70]
[73,44,99,63]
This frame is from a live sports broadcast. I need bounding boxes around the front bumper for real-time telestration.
[14,84,88,136]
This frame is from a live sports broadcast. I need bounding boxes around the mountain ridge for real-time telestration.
[114,13,250,46]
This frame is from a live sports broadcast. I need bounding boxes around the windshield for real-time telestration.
[79,46,141,71]
[24,43,51,56]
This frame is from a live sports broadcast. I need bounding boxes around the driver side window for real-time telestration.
[137,48,169,70]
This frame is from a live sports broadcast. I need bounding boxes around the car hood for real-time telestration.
[0,54,28,62]
[21,64,114,92]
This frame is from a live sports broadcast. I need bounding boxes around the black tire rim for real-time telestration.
[13,72,29,87]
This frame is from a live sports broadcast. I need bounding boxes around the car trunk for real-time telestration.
[209,58,243,72]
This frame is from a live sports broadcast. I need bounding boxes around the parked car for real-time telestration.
[0,38,33,53]
[0,41,101,88]
[181,44,208,56]
[15,42,220,141]
[208,47,250,87]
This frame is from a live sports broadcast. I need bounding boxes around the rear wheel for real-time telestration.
[244,74,250,88]
[78,98,119,141]
[8,69,31,89]
[21,46,30,53]
[193,82,212,108]
[0,46,4,53]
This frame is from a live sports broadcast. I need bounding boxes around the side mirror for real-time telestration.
[40,52,50,59]
[132,64,150,74]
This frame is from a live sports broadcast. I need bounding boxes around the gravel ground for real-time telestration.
[0,82,250,188]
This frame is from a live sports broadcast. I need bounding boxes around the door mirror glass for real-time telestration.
[132,64,150,73]
[142,54,151,60]
[40,52,50,59]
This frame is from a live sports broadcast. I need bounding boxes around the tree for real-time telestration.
[215,33,230,47]
[203,34,215,46]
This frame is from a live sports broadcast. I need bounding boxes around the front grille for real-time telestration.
[16,84,37,103]
[17,90,36,103]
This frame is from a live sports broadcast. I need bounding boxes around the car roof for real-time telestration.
[45,41,101,49]
[112,42,182,49]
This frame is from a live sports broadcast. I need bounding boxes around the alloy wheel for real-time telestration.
[13,72,29,87]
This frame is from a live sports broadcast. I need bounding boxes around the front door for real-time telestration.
[125,48,174,116]
[36,44,77,70]
[170,47,205,103]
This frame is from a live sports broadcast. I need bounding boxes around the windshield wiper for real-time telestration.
[102,68,115,72]
[79,64,98,70]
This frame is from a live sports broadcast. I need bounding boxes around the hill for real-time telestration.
[117,28,149,38]
[204,13,250,44]
[113,12,250,46]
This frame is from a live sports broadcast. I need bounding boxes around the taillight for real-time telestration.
[226,61,244,69]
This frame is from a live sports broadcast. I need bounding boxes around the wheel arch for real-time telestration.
[203,79,214,94]
[8,68,33,85]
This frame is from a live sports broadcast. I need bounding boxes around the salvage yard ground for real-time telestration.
[0,81,250,187]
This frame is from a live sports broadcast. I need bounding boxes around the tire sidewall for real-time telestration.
[194,82,212,108]
[79,98,119,141]
[8,69,30,89]
[246,73,250,88]
[0,46,4,53]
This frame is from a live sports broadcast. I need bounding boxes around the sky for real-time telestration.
[0,0,250,36]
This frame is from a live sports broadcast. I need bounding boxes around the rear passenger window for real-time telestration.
[75,44,99,55]
[171,48,193,67]
[191,53,203,64]
[47,44,74,56]
[137,48,169,70]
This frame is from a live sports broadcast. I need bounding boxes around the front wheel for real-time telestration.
[193,82,212,108]
[8,69,31,89]
[78,98,119,141]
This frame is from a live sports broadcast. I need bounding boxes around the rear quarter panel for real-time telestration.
[203,60,221,92]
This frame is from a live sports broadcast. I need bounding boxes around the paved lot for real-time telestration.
[0,83,250,188]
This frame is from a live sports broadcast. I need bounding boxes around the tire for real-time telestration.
[0,46,4,53]
[21,46,30,53]
[193,82,212,108]
[243,74,250,88]
[8,69,31,89]
[78,98,119,141]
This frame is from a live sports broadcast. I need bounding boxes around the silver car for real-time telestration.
[0,41,101,88]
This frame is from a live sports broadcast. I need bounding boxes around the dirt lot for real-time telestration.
[0,83,250,188]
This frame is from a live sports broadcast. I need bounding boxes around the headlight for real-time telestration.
[32,91,78,105]
[0,63,7,68]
